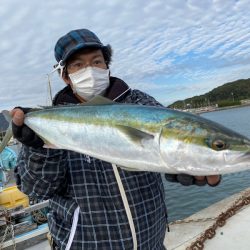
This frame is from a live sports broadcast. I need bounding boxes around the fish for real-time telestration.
[1,96,250,175]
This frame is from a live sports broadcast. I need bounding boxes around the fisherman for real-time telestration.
[11,29,220,250]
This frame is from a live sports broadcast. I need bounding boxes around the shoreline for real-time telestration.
[189,103,250,114]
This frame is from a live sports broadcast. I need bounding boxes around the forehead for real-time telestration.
[66,48,103,63]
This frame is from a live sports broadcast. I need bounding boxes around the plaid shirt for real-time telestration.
[16,78,167,250]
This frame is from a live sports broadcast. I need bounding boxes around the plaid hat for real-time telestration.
[54,29,104,64]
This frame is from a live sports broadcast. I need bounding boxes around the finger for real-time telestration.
[194,176,207,186]
[194,176,206,181]
[176,174,194,186]
[206,175,221,186]
[165,174,178,183]
[12,109,25,126]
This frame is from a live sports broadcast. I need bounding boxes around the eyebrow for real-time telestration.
[91,54,103,60]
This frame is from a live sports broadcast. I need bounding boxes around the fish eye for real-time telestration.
[212,139,227,151]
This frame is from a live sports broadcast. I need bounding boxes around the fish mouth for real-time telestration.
[243,138,250,146]
[223,151,250,164]
[242,151,250,162]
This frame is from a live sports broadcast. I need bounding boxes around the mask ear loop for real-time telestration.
[46,60,65,105]
[51,60,65,78]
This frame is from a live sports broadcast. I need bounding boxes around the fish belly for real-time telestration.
[25,117,169,172]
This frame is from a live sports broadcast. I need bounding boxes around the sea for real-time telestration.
[163,105,250,222]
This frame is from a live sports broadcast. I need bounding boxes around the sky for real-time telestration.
[0,0,250,110]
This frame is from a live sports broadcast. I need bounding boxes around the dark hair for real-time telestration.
[102,44,113,67]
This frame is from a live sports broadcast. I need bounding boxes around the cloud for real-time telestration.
[0,0,250,110]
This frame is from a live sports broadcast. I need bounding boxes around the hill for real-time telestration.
[168,78,250,109]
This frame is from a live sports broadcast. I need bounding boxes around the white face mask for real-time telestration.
[69,67,110,101]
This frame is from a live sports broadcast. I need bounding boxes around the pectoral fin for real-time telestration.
[43,143,58,149]
[116,125,154,146]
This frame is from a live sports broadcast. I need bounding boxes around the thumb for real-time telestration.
[11,109,25,126]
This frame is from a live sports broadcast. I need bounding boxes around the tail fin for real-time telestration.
[0,111,13,153]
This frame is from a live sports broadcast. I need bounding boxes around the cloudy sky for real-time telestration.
[0,0,249,110]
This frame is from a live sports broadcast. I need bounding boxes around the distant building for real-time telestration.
[241,99,250,105]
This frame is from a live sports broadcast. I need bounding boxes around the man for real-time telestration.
[11,29,220,250]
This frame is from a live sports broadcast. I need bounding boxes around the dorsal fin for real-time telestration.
[38,96,114,110]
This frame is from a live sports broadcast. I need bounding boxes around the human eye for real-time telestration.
[93,59,102,65]
[92,57,105,66]
[68,61,83,71]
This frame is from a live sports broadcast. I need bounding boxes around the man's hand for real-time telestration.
[10,107,44,148]
[165,174,221,187]
[194,175,221,187]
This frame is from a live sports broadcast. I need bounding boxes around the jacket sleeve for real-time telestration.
[15,145,68,200]
[123,89,164,107]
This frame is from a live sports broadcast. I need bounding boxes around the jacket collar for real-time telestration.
[104,77,131,101]
[53,76,131,105]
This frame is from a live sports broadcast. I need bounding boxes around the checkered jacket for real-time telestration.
[16,77,167,250]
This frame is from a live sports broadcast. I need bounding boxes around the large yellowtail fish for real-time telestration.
[1,96,250,175]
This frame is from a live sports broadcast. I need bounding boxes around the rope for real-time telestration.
[0,208,16,250]
[112,164,137,250]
